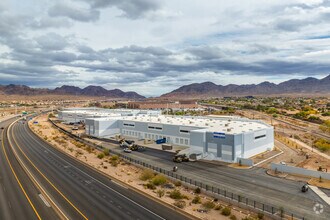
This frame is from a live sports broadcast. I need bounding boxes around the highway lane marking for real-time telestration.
[111,180,128,189]
[22,124,167,220]
[39,194,51,207]
[10,122,89,220]
[1,131,42,220]
[7,120,70,220]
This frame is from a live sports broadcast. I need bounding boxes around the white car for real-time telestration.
[123,148,132,153]
[280,161,286,165]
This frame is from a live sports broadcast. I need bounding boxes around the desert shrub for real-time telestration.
[85,146,93,153]
[257,212,264,219]
[169,189,188,200]
[194,187,201,194]
[314,138,330,152]
[215,204,222,210]
[103,148,110,156]
[151,175,167,186]
[221,207,231,216]
[229,215,237,220]
[192,196,201,204]
[110,155,120,166]
[203,201,215,209]
[68,147,73,152]
[173,200,186,209]
[140,169,155,181]
[156,189,165,198]
[174,181,182,187]
[97,153,105,159]
[145,182,156,190]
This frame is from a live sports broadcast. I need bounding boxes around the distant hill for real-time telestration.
[0,84,145,99]
[161,75,330,98]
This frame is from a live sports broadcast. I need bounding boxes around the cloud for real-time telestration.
[1,0,330,95]
[48,3,100,22]
[79,0,162,19]
[36,33,70,51]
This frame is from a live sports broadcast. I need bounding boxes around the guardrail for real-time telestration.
[47,118,306,220]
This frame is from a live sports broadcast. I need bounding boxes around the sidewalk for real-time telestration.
[309,185,330,205]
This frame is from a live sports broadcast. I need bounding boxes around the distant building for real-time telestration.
[128,100,198,110]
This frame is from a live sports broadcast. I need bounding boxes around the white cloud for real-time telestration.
[0,0,329,95]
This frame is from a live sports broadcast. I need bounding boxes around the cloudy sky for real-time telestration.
[1,0,330,96]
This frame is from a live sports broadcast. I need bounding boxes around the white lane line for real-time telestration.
[111,180,128,189]
[23,125,166,220]
[39,194,51,207]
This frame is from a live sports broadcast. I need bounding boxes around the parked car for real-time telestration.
[280,161,286,165]
[123,148,132,153]
[72,126,79,130]
[173,166,178,172]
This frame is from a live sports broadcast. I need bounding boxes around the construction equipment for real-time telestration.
[173,154,189,163]
[162,144,172,150]
[119,139,145,151]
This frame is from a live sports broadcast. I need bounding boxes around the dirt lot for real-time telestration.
[30,114,264,220]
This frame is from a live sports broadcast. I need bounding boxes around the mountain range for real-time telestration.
[161,75,330,98]
[0,85,145,99]
[1,75,329,100]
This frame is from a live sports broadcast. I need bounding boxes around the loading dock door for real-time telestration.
[222,145,233,161]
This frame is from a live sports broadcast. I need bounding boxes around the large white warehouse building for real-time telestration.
[58,108,274,162]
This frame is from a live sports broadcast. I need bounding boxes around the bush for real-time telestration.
[192,196,201,204]
[145,182,156,190]
[174,181,182,187]
[214,204,222,210]
[140,169,155,181]
[156,189,165,198]
[194,187,201,194]
[314,138,330,152]
[203,201,215,209]
[229,215,237,220]
[103,148,110,156]
[85,146,93,153]
[221,207,231,216]
[169,189,188,200]
[97,153,105,159]
[110,155,120,166]
[257,212,264,219]
[151,175,167,186]
[173,200,186,209]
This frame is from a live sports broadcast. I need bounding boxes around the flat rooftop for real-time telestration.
[90,115,271,134]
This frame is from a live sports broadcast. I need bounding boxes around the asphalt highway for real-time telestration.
[0,117,58,220]
[103,144,330,220]
[9,121,191,220]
